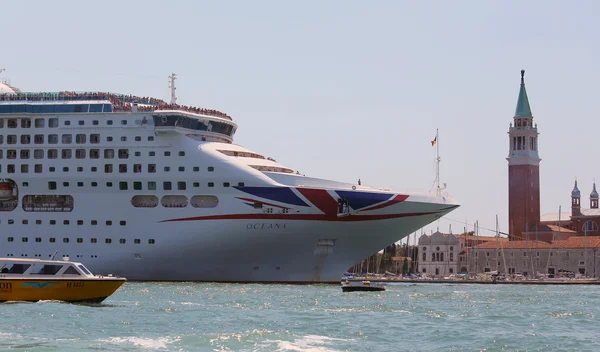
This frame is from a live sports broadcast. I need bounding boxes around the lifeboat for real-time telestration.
[0,182,13,200]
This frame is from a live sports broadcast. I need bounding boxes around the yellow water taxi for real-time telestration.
[0,257,126,303]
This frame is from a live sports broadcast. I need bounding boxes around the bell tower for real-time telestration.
[507,70,541,240]
[571,180,581,216]
[590,182,598,209]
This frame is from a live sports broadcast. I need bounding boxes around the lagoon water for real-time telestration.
[2,282,600,351]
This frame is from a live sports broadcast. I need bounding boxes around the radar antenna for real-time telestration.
[168,73,177,105]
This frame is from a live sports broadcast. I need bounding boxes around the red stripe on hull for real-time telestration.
[159,211,441,223]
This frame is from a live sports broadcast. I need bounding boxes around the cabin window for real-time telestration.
[179,151,185,156]
[135,136,141,142]
[148,181,156,190]
[148,164,156,173]
[134,239,141,244]
[64,121,71,126]
[121,136,127,142]
[35,118,45,128]
[61,149,72,159]
[178,166,185,172]
[105,238,112,244]
[164,151,171,156]
[1,263,31,274]
[134,164,142,173]
[119,164,127,173]
[208,166,214,172]
[104,149,115,159]
[90,149,100,159]
[119,239,126,244]
[119,181,128,190]
[91,238,97,243]
[208,182,214,187]
[163,182,172,191]
[20,135,30,144]
[105,164,113,173]
[78,265,91,275]
[76,149,86,159]
[133,181,142,190]
[148,136,154,141]
[63,266,80,275]
[21,165,29,173]
[48,134,58,144]
[177,181,186,190]
[35,264,62,275]
[193,166,199,172]
[118,149,129,159]
[149,239,155,244]
[90,134,100,143]
[49,118,58,128]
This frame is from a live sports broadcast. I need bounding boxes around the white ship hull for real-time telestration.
[0,88,460,282]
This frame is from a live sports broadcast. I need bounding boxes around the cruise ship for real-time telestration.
[0,73,459,282]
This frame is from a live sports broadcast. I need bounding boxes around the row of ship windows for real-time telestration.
[0,117,129,128]
[46,181,241,191]
[2,219,126,226]
[0,148,187,159]
[0,134,155,145]
[1,164,214,174]
[5,237,156,244]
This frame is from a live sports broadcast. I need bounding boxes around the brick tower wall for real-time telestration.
[508,164,540,240]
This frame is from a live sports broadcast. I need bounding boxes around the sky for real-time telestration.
[2,0,600,240]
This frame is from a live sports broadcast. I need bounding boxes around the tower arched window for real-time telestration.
[423,252,426,261]
[583,221,598,233]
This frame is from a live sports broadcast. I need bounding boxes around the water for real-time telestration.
[2,282,600,351]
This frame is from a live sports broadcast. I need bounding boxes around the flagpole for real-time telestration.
[435,129,441,196]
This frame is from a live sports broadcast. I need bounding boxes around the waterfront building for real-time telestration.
[469,235,600,277]
[417,232,497,276]
[507,70,541,240]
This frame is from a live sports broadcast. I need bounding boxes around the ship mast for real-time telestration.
[432,129,446,197]
[168,72,177,105]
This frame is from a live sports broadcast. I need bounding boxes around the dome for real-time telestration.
[0,81,17,95]
[591,183,599,199]
[572,180,581,197]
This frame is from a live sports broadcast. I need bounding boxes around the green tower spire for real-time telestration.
[515,69,533,118]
